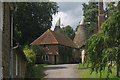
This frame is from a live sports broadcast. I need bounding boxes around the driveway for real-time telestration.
[44,64,80,78]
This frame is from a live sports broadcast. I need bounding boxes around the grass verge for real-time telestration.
[78,63,120,79]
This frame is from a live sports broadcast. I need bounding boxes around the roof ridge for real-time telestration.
[30,29,49,45]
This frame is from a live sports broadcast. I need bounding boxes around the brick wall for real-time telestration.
[0,2,3,79]
[47,45,59,64]
[41,45,59,64]
[47,45,59,52]
[2,3,11,78]
[2,3,26,78]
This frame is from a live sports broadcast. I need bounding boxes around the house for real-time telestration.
[0,2,26,79]
[73,16,89,63]
[31,19,78,64]
[74,1,104,63]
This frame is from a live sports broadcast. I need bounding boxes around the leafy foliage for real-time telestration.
[61,25,75,40]
[23,45,36,78]
[23,45,36,64]
[14,2,58,45]
[59,45,73,63]
[60,25,75,63]
[81,2,98,35]
[23,45,46,78]
[105,2,116,16]
[85,7,120,77]
[85,34,105,77]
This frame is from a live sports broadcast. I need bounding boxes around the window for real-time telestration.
[42,55,45,61]
[42,55,49,61]
[46,55,49,61]
[0,2,4,31]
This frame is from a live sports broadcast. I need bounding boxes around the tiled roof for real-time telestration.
[73,16,88,48]
[30,29,78,48]
[73,25,88,48]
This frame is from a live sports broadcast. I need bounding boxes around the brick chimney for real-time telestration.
[98,0,104,31]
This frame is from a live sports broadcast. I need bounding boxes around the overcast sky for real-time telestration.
[51,2,84,30]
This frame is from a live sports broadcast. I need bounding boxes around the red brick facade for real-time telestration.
[2,3,26,78]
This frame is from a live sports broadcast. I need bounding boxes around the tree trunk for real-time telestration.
[116,64,119,77]
[110,60,112,66]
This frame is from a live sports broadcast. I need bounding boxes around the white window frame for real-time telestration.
[45,55,49,61]
[42,55,49,61]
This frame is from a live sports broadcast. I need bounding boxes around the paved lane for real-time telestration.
[44,64,80,78]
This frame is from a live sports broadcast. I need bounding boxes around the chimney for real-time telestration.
[54,18,61,33]
[98,0,104,31]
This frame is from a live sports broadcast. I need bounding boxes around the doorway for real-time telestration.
[54,55,56,64]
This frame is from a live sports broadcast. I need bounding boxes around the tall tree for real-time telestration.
[14,2,58,45]
[85,5,120,77]
[61,25,75,40]
[81,2,98,35]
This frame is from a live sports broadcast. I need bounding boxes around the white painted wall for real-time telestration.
[0,2,3,80]
[82,49,85,63]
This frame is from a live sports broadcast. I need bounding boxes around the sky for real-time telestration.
[50,1,117,31]
[51,2,84,30]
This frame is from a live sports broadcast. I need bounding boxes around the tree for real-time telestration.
[105,2,116,16]
[81,2,98,36]
[14,2,59,77]
[23,45,36,77]
[61,25,75,40]
[85,6,120,77]
[14,2,58,45]
[100,8,120,77]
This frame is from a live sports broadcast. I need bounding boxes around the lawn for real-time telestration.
[78,63,120,79]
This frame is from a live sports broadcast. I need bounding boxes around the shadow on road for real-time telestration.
[78,67,91,70]
[45,66,67,70]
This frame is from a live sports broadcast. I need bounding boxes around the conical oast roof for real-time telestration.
[73,16,88,48]
[54,18,61,33]
[55,18,61,27]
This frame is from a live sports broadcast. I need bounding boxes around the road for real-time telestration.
[44,64,80,78]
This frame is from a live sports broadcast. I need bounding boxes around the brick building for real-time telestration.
[73,16,88,63]
[31,19,78,64]
[0,2,26,79]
